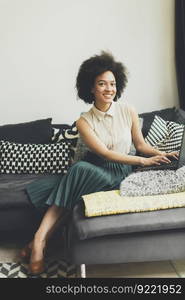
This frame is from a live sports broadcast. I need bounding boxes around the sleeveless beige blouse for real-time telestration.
[81,101,133,155]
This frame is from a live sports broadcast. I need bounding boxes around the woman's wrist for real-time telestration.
[151,147,166,156]
[158,150,166,156]
[139,157,145,166]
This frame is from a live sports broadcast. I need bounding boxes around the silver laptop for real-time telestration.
[134,127,185,172]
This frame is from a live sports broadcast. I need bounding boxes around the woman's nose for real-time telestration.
[105,84,111,91]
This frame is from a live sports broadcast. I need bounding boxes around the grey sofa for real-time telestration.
[0,107,185,277]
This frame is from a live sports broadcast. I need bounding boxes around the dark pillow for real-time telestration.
[51,121,79,158]
[0,140,71,174]
[52,124,71,130]
[174,108,185,124]
[0,118,53,144]
[139,107,177,137]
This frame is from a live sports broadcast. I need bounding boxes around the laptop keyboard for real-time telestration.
[135,159,178,172]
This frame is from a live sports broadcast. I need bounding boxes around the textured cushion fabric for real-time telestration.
[0,118,53,144]
[145,115,184,152]
[120,166,185,197]
[139,107,177,137]
[0,140,71,174]
[72,200,185,240]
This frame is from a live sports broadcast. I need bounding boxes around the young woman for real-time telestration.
[21,51,178,275]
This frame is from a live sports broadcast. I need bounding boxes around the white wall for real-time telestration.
[0,0,179,125]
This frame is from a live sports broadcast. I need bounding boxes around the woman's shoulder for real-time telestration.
[116,100,138,127]
[79,108,94,124]
[80,109,92,118]
[76,108,93,130]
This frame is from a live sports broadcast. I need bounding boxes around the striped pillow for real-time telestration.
[145,115,184,152]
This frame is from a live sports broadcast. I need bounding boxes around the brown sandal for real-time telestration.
[28,244,46,275]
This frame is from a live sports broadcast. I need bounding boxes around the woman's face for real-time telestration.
[91,71,117,107]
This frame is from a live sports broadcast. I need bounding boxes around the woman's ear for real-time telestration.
[91,87,94,94]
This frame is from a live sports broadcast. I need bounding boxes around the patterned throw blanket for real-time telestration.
[120,166,185,197]
[82,166,185,217]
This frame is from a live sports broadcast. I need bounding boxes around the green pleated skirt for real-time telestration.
[26,152,132,210]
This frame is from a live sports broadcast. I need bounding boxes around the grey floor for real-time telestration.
[0,239,184,278]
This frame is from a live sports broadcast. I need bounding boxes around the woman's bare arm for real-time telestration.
[76,117,172,166]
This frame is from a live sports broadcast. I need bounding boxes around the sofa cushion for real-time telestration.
[72,201,185,240]
[0,174,54,209]
[0,140,71,174]
[0,118,53,144]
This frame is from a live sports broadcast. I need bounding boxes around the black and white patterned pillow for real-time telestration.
[0,140,71,174]
[52,121,79,144]
[52,121,79,158]
[145,115,184,152]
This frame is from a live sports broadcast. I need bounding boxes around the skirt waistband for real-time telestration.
[82,151,108,166]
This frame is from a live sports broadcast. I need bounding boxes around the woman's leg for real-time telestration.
[25,159,128,274]
[27,204,66,274]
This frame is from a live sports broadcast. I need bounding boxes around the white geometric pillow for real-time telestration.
[145,115,184,152]
[0,140,71,174]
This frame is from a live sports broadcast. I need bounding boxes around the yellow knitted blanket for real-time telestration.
[82,190,185,217]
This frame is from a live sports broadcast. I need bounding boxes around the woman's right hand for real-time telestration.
[140,155,171,167]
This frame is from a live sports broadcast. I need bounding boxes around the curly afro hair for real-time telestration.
[76,51,128,104]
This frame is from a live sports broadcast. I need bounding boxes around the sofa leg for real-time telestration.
[80,264,86,278]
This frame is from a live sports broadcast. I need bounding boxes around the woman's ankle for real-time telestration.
[33,232,46,245]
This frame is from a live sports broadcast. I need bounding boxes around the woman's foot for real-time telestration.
[28,259,45,276]
[28,239,46,275]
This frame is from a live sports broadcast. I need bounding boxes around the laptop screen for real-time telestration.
[178,128,185,168]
